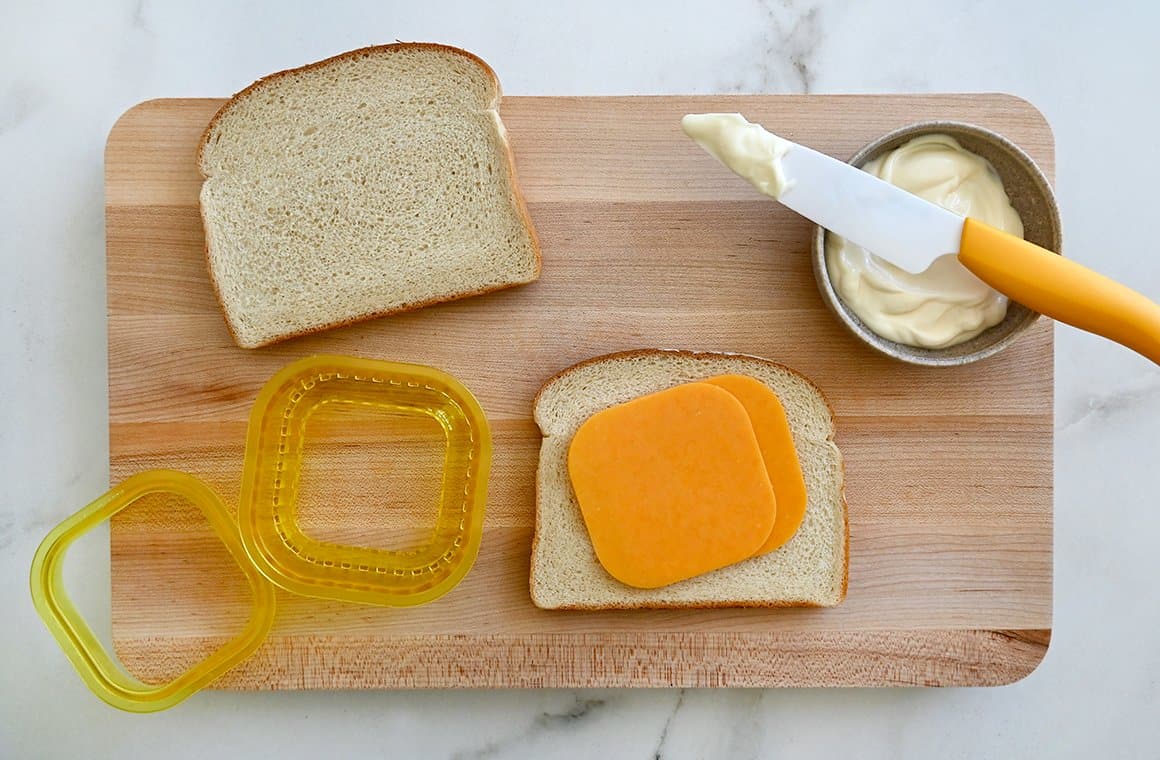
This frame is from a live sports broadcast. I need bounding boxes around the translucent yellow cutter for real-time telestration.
[31,355,492,711]
[29,470,276,713]
[238,355,492,606]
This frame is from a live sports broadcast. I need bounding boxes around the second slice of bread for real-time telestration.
[531,349,848,609]
[198,43,541,348]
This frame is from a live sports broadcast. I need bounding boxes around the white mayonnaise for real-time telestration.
[681,113,794,199]
[825,134,1024,348]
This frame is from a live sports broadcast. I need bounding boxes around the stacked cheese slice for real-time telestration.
[567,375,807,589]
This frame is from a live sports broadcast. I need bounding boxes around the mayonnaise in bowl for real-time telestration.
[824,134,1025,349]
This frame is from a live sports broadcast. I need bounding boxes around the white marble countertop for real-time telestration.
[4,0,1159,756]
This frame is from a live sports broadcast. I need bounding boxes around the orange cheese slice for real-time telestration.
[567,382,777,589]
[699,375,808,553]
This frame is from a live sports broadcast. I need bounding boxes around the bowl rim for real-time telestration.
[809,119,1061,367]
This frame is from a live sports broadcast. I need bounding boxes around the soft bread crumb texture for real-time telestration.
[199,44,541,348]
[531,350,847,609]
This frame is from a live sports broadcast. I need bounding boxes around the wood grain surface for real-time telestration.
[105,94,1054,688]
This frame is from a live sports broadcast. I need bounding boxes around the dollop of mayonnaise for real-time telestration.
[825,134,1024,349]
[682,113,794,199]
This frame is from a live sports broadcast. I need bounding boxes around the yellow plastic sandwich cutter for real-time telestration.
[29,470,277,713]
[30,355,492,712]
[237,355,492,607]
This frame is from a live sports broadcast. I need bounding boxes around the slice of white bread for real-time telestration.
[198,43,541,349]
[531,349,847,609]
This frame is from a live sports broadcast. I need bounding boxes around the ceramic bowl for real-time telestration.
[810,120,1062,366]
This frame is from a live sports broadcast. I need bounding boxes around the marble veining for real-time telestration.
[451,695,610,759]
[762,0,823,94]
[718,0,824,94]
[1058,368,1160,434]
[0,510,15,551]
[129,0,159,40]
[652,690,686,759]
[0,82,40,136]
[5,0,1160,757]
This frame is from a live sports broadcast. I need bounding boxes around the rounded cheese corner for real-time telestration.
[698,375,808,554]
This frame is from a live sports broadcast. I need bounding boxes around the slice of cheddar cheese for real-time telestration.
[700,375,808,554]
[567,382,777,589]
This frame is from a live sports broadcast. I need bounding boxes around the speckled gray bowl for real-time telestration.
[811,121,1062,366]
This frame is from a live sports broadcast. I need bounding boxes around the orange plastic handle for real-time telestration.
[959,218,1160,364]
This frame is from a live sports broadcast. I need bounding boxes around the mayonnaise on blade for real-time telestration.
[681,113,794,199]
[824,134,1024,349]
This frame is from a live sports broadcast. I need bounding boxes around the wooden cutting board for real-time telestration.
[105,94,1053,688]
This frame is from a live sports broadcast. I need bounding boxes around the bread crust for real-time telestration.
[197,42,542,349]
[529,348,849,609]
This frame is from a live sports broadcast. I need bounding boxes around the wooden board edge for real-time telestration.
[113,628,1051,689]
[101,92,1056,156]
